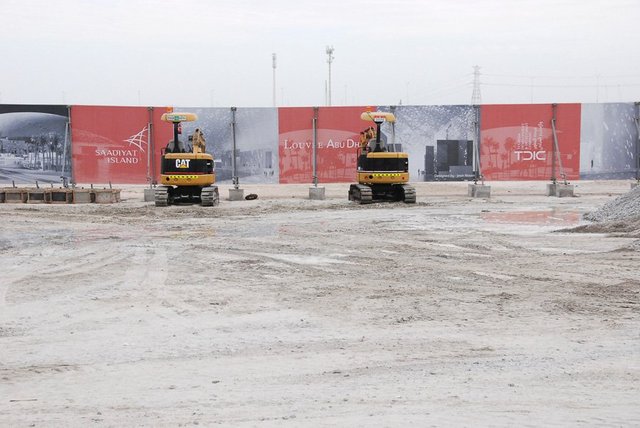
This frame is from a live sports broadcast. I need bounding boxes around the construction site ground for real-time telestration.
[1,181,639,426]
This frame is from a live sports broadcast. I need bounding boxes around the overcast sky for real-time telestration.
[1,0,639,107]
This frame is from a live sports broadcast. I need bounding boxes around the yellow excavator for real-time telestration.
[154,111,219,207]
[348,111,416,204]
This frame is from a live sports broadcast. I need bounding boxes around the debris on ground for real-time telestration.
[583,185,640,222]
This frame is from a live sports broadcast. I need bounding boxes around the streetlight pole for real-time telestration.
[326,46,334,106]
[272,53,277,107]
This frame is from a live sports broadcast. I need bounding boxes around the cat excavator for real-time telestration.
[348,111,416,204]
[154,111,219,207]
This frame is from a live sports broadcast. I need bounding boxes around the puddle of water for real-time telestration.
[481,210,581,225]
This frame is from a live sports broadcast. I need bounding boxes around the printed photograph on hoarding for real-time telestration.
[176,107,279,184]
[0,105,71,184]
[378,105,476,182]
[580,103,639,179]
[480,103,581,181]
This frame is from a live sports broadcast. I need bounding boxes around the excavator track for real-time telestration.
[200,186,219,207]
[154,186,170,207]
[401,184,416,203]
[348,184,373,204]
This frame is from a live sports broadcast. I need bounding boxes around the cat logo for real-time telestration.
[176,159,191,168]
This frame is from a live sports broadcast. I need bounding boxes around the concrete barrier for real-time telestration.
[0,187,121,204]
[73,189,94,203]
[143,188,155,202]
[94,189,117,204]
[309,186,326,200]
[228,188,245,201]
[4,188,27,203]
[468,184,491,198]
[27,189,47,203]
[546,183,575,197]
[46,189,73,204]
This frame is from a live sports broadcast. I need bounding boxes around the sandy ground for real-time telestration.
[0,180,639,427]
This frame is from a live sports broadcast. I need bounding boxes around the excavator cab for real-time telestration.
[348,111,416,204]
[154,111,219,207]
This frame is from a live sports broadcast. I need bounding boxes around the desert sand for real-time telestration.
[1,180,639,427]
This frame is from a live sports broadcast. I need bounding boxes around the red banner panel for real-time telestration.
[278,106,369,183]
[480,104,581,181]
[70,106,172,184]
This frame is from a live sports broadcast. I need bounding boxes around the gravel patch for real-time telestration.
[583,185,640,222]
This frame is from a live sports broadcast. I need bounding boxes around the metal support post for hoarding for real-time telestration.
[149,107,156,185]
[550,103,567,185]
[635,102,640,183]
[472,104,483,184]
[468,104,490,198]
[550,105,557,185]
[67,106,76,187]
[231,107,238,189]
[61,111,69,186]
[390,105,397,150]
[146,107,153,188]
[308,106,325,200]
[228,107,245,201]
[142,107,156,202]
[547,103,574,197]
[312,107,319,187]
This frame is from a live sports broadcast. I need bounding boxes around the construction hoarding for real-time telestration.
[378,105,476,182]
[480,103,581,181]
[176,107,279,184]
[278,106,368,184]
[5,101,640,185]
[580,103,639,179]
[70,106,172,184]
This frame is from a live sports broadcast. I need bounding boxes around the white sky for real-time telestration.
[1,0,639,107]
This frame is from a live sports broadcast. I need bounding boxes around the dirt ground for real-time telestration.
[1,180,639,427]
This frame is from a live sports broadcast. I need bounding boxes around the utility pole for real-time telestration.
[272,53,277,107]
[471,65,482,106]
[326,46,334,106]
[471,65,481,105]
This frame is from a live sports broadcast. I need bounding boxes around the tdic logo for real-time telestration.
[514,150,546,161]
[176,159,191,168]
